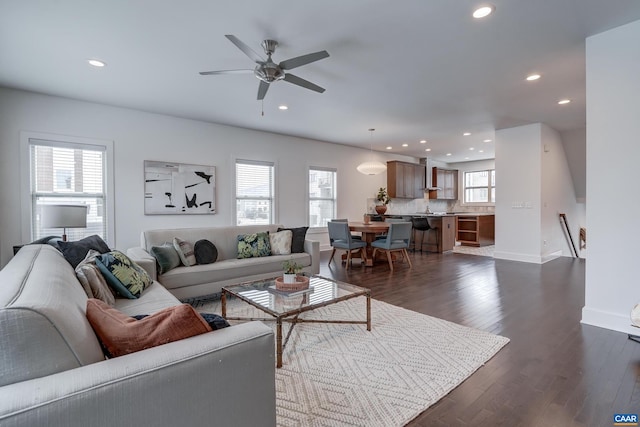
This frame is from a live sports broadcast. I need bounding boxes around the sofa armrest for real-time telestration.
[304,239,320,275]
[0,321,276,427]
[126,246,157,279]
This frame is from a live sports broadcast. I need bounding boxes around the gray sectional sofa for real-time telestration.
[0,244,276,427]
[127,224,320,300]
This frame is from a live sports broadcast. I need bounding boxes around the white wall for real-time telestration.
[494,124,543,262]
[0,87,415,267]
[560,127,586,202]
[582,19,640,333]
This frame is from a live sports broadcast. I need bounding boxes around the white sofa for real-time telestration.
[0,244,276,427]
[127,224,320,300]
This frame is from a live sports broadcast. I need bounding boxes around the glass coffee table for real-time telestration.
[222,275,371,368]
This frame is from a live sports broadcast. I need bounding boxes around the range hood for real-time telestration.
[419,158,441,191]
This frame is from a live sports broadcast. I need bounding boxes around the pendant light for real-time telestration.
[357,128,387,175]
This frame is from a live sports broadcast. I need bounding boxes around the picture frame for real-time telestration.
[144,160,216,215]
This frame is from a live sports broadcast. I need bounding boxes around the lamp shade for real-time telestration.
[357,161,387,175]
[41,204,88,229]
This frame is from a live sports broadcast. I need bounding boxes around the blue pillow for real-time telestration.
[95,251,152,299]
[237,232,271,259]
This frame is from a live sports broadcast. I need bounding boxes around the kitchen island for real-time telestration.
[384,214,456,253]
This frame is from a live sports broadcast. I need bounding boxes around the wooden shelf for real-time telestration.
[456,215,495,247]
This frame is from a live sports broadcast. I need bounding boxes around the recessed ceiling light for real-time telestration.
[469,147,475,150]
[402,143,408,147]
[473,5,495,19]
[479,150,484,153]
[446,153,452,156]
[558,99,571,105]
[420,140,427,144]
[386,146,392,150]
[87,59,106,67]
[278,105,288,110]
[483,139,492,143]
[463,132,471,136]
[425,148,431,152]
[526,74,541,81]
[465,157,470,160]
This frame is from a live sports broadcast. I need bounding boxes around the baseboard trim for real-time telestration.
[581,306,636,334]
[493,251,543,264]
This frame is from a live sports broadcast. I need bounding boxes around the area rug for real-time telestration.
[191,296,509,426]
[452,244,495,257]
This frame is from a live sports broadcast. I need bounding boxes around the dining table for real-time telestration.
[348,221,389,267]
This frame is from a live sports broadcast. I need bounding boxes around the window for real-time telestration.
[309,167,337,227]
[29,138,110,242]
[235,159,274,225]
[464,169,495,203]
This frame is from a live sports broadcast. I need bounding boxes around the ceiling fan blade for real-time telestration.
[225,34,264,64]
[199,69,253,75]
[279,50,329,70]
[283,73,325,93]
[257,80,270,100]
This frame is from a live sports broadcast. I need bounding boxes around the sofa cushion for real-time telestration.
[58,234,111,268]
[150,243,181,274]
[158,252,312,291]
[96,251,153,299]
[173,237,196,266]
[0,245,105,387]
[75,249,116,306]
[277,227,308,253]
[270,230,292,255]
[237,232,271,259]
[86,299,212,357]
[194,239,218,264]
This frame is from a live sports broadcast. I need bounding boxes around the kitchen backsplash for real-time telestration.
[366,197,495,215]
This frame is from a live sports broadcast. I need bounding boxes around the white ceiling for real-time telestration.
[2,0,640,163]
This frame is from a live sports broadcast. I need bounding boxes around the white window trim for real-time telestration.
[461,168,495,206]
[307,164,337,232]
[232,156,278,225]
[20,131,115,246]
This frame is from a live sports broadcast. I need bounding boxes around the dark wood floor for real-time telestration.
[319,250,640,427]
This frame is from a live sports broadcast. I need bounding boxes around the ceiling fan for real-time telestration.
[200,35,329,101]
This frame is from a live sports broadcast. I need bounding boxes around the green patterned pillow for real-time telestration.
[95,250,153,299]
[237,232,271,259]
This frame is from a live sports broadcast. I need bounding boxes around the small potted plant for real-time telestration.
[375,187,390,214]
[282,259,302,284]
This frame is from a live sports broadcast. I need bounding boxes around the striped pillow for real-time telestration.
[173,237,196,266]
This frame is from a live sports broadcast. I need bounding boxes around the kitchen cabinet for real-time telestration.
[420,215,456,252]
[428,167,458,200]
[387,161,424,199]
[456,214,495,247]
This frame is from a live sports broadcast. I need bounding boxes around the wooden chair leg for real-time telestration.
[328,248,336,266]
[404,248,412,268]
[386,250,393,271]
[346,250,352,270]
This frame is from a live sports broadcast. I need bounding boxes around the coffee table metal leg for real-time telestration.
[276,318,283,368]
[366,294,371,331]
[221,291,227,318]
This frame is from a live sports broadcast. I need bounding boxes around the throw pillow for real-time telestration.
[237,232,271,259]
[193,239,218,264]
[75,249,116,306]
[270,229,292,255]
[150,243,182,274]
[173,237,196,266]
[277,227,309,253]
[95,251,153,299]
[58,235,111,269]
[86,299,212,358]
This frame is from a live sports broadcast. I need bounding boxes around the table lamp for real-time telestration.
[41,204,88,241]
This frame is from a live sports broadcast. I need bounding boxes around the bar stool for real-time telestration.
[410,217,431,252]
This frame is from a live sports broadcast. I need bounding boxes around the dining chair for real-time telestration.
[330,218,361,240]
[328,221,367,269]
[370,222,413,271]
